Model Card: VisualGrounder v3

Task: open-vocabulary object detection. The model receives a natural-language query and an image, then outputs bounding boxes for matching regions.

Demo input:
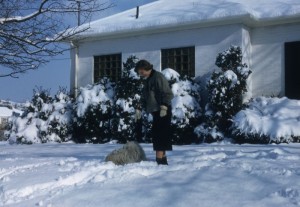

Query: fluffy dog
[105,141,147,165]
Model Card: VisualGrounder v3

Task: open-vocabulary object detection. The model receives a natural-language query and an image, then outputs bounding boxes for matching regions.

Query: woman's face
[138,68,151,78]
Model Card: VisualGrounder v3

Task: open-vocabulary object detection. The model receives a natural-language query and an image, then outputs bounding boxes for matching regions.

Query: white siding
[251,23,300,97]
[72,24,244,90]
[194,24,243,77]
[72,22,300,99]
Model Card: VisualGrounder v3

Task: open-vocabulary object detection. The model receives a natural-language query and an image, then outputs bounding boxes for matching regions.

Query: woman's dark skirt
[152,107,173,151]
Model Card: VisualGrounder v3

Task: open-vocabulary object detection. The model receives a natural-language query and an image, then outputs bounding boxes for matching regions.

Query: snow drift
[232,97,300,143]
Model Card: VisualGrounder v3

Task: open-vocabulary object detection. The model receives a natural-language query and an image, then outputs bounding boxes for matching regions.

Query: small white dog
[105,141,147,165]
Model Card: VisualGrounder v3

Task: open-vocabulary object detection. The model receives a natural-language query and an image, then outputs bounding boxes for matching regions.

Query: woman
[135,60,174,165]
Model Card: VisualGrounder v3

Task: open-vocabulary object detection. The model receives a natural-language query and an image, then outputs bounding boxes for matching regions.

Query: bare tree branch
[0,0,49,23]
[0,0,113,78]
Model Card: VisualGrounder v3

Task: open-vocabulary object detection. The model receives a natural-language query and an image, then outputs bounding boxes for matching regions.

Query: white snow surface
[232,97,300,141]
[0,142,299,207]
[75,0,300,38]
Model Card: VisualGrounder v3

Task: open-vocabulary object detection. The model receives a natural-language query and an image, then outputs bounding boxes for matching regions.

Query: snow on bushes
[40,90,73,143]
[161,68,180,84]
[6,88,73,144]
[162,68,201,144]
[72,78,115,144]
[71,66,201,145]
[194,105,225,143]
[231,97,300,144]
[195,46,252,142]
[112,56,144,143]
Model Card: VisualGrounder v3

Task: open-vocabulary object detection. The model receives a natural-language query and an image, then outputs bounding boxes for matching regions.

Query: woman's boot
[156,156,168,165]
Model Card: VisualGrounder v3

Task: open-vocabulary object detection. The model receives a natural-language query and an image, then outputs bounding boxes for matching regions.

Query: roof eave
[66,14,300,43]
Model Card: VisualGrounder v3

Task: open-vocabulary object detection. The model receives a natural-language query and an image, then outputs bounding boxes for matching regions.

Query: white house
[0,106,13,140]
[0,107,11,125]
[0,103,22,125]
[0,104,23,140]
[67,0,300,100]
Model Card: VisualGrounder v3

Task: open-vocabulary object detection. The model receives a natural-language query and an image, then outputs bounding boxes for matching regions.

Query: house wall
[251,22,300,97]
[70,45,77,95]
[72,24,244,91]
[71,21,300,99]
[0,117,8,125]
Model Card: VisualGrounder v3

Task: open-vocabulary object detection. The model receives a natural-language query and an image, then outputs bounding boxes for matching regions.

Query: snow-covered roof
[0,107,22,118]
[73,0,300,40]
[0,107,13,117]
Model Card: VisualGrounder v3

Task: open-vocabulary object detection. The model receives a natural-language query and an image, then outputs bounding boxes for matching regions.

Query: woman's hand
[160,105,168,117]
[135,109,142,122]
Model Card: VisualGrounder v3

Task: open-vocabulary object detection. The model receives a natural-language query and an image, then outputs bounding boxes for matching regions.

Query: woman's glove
[135,109,142,122]
[160,105,168,117]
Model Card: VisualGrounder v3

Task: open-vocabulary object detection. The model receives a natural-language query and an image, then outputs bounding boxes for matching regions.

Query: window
[94,53,122,83]
[161,46,195,77]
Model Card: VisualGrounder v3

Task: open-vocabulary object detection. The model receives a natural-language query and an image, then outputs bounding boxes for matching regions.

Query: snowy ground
[0,142,299,207]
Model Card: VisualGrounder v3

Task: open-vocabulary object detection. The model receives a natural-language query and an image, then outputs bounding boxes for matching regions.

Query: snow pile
[232,97,300,143]
[6,89,73,144]
[162,68,201,144]
[0,142,299,207]
[75,0,300,38]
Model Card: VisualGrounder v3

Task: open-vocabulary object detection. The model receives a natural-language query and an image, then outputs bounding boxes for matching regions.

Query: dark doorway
[285,41,300,99]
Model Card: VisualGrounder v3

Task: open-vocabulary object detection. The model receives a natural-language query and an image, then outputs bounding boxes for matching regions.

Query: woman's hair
[135,60,153,71]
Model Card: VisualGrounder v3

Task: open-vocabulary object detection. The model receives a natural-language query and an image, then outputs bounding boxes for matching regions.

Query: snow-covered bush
[194,106,224,143]
[39,89,73,143]
[195,46,252,142]
[161,68,180,85]
[72,78,115,144]
[6,88,73,144]
[112,56,145,143]
[162,68,202,144]
[231,97,300,144]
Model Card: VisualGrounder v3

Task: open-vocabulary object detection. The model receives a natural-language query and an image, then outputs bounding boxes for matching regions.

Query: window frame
[161,46,195,77]
[94,53,122,83]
